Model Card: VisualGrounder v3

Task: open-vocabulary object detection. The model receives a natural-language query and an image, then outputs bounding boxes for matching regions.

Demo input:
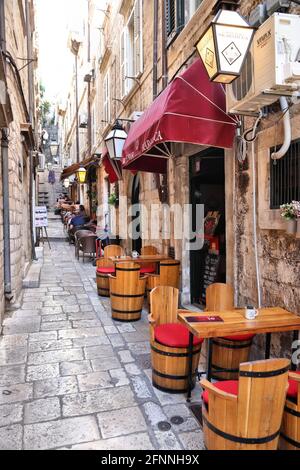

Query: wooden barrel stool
[206,283,255,380]
[147,259,180,307]
[95,245,124,297]
[149,286,203,393]
[280,371,300,450]
[109,262,147,322]
[211,334,255,380]
[201,358,290,450]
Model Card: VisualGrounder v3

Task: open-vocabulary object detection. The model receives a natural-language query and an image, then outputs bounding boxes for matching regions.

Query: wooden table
[109,255,171,265]
[178,307,300,401]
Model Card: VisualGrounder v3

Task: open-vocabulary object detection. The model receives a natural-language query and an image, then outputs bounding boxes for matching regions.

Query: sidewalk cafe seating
[280,370,300,450]
[149,286,203,393]
[206,283,255,380]
[96,245,124,297]
[77,234,97,263]
[201,358,290,450]
[140,245,158,274]
[109,262,147,322]
[75,230,94,259]
[147,259,180,307]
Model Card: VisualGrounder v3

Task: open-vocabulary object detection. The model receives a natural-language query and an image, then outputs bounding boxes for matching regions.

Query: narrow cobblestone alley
[0,216,204,451]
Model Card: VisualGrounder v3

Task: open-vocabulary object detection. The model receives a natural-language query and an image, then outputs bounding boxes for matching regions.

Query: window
[270,139,300,209]
[166,0,202,45]
[120,0,143,98]
[103,70,111,125]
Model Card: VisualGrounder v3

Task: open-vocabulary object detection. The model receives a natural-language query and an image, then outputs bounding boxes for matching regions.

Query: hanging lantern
[196,6,255,84]
[77,167,87,184]
[105,121,128,160]
[63,178,70,189]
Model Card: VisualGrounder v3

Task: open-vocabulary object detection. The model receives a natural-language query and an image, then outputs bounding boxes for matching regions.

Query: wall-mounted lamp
[105,121,128,160]
[63,178,70,189]
[195,1,255,84]
[77,167,87,184]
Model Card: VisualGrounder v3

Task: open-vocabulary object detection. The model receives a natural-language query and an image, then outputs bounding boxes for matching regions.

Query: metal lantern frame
[105,121,128,160]
[196,9,255,84]
[77,167,87,184]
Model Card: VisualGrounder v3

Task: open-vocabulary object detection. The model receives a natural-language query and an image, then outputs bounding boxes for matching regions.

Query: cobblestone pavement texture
[0,216,205,450]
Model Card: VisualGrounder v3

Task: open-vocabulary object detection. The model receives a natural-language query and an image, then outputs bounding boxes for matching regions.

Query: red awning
[122,58,237,174]
[102,150,122,184]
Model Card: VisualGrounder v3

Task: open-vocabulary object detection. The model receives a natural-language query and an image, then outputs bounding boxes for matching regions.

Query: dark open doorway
[190,149,226,306]
[131,174,142,253]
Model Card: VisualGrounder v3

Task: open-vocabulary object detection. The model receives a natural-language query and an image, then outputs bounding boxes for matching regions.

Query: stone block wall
[0,0,36,320]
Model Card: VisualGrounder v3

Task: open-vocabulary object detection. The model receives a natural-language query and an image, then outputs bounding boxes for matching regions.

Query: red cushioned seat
[140,266,156,274]
[154,323,203,348]
[287,371,300,399]
[222,334,255,342]
[96,267,115,275]
[202,380,239,405]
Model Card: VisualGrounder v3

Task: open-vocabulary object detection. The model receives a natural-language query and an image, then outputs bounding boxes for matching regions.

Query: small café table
[109,255,171,265]
[178,307,300,401]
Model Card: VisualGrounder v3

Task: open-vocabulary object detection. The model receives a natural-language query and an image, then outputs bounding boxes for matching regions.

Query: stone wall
[0,0,36,323]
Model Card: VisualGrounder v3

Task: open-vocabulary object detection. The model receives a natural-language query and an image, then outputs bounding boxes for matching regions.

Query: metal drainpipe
[153,0,158,100]
[161,0,168,91]
[0,0,13,299]
[1,129,13,298]
[25,0,37,261]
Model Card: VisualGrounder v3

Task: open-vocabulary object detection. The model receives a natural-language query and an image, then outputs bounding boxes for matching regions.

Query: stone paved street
[0,218,205,450]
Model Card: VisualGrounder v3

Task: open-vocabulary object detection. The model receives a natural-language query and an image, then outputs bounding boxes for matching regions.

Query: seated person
[70,205,88,228]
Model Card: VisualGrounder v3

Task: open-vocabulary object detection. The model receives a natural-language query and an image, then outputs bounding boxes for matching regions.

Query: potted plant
[108,192,119,208]
[280,203,297,234]
[292,201,300,238]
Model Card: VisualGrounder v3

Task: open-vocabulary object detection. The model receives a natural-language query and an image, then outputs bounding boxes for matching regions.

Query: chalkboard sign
[200,253,221,304]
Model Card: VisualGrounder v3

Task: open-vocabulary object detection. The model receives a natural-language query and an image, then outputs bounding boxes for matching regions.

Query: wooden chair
[147,259,180,305]
[280,370,300,450]
[140,245,158,274]
[206,283,255,380]
[96,245,124,297]
[149,286,203,393]
[75,230,93,259]
[201,358,290,450]
[109,262,147,322]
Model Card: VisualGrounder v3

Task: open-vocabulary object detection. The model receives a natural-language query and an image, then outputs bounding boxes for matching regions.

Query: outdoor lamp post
[105,121,128,160]
[77,167,87,184]
[63,178,70,189]
[195,1,255,84]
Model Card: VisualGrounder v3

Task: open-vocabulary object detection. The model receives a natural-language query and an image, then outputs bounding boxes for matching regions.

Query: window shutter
[120,30,126,98]
[134,0,143,77]
[166,0,176,36]
[176,0,185,33]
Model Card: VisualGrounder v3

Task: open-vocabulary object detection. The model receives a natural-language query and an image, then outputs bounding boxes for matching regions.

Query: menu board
[35,206,48,228]
[200,253,220,304]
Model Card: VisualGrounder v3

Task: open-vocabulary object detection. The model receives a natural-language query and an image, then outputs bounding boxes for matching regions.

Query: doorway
[131,174,142,253]
[190,149,226,306]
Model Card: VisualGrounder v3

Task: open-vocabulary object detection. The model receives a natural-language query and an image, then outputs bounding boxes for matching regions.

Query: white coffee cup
[132,251,139,259]
[245,306,258,320]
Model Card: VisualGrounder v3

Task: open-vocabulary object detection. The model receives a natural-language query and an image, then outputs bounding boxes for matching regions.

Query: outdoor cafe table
[178,307,300,401]
[108,255,171,265]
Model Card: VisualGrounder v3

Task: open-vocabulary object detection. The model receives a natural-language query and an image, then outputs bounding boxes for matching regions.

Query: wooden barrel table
[109,263,146,322]
[211,336,254,380]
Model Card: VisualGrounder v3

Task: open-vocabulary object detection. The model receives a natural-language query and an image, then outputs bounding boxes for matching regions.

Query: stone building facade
[61,0,300,359]
[0,0,38,323]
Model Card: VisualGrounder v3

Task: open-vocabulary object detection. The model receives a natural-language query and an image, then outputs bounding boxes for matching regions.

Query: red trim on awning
[122,59,237,174]
[102,150,122,184]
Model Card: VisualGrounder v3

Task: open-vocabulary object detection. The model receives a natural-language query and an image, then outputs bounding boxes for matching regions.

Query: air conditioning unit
[226,13,300,116]
[79,113,88,128]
